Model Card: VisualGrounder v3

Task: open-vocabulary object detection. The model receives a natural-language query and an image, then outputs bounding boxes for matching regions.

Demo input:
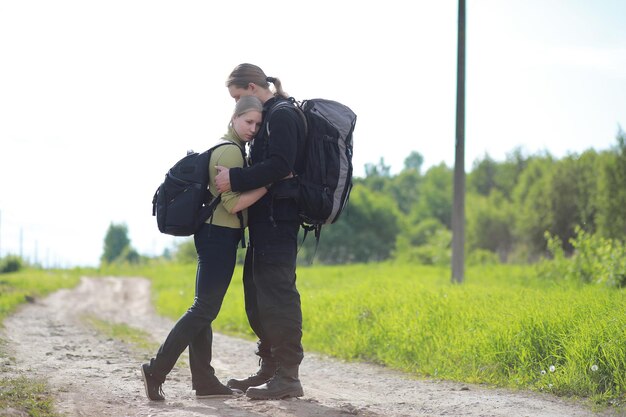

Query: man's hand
[215,166,231,193]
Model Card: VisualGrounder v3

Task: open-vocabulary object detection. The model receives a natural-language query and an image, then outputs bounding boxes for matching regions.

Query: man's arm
[227,109,299,193]
[215,166,233,193]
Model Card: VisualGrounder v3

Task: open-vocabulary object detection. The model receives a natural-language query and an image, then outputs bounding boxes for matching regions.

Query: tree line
[101,129,625,266]
[299,129,626,265]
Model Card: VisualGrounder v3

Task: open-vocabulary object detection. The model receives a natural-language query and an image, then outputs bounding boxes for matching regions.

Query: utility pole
[452,0,466,284]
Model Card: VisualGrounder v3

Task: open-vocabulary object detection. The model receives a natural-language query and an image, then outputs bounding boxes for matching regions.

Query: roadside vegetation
[0,375,58,417]
[99,258,626,409]
[2,132,626,413]
[82,315,157,354]
[0,268,83,417]
[0,269,82,323]
[2,242,625,413]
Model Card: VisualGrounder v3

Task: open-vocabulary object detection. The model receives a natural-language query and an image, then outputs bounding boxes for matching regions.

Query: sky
[1,0,625,267]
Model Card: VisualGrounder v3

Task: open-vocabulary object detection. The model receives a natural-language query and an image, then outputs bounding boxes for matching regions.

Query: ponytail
[266,76,289,99]
[226,63,289,99]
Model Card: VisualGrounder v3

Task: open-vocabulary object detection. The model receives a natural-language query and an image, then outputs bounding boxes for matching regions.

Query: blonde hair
[228,95,263,133]
[226,63,289,99]
[233,95,263,118]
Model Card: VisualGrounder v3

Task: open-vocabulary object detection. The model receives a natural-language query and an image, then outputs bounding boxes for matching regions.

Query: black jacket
[229,97,305,224]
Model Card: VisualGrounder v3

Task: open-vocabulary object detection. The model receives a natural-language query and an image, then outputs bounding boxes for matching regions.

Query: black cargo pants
[243,220,303,367]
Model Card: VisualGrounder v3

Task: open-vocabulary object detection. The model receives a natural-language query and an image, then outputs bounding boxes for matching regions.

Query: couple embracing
[141,63,306,401]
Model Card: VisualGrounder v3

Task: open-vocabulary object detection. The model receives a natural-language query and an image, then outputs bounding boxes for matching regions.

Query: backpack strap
[299,223,322,264]
[237,211,246,249]
[262,99,297,228]
[264,99,317,254]
[265,98,307,138]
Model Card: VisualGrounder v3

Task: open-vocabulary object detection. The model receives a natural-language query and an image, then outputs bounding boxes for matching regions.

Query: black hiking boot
[227,359,279,392]
[196,376,243,398]
[245,366,304,400]
[141,363,165,401]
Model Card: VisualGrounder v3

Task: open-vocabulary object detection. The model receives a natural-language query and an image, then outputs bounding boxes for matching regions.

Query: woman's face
[232,110,262,141]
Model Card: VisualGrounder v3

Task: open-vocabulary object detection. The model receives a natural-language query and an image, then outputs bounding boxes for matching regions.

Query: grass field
[100,261,626,407]
[2,262,625,410]
[0,269,82,323]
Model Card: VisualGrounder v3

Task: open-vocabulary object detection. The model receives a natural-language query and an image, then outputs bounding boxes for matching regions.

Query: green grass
[101,261,626,408]
[0,376,58,417]
[82,315,157,353]
[0,269,83,323]
[3,263,625,410]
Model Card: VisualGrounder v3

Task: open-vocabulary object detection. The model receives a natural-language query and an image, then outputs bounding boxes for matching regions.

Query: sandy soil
[1,276,620,417]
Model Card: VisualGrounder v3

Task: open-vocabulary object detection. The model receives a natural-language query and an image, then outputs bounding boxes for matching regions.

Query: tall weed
[538,227,626,288]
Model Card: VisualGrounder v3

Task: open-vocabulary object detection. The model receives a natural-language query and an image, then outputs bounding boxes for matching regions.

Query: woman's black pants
[149,224,240,389]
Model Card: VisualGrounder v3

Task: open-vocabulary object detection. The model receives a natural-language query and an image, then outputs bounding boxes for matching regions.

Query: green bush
[0,256,23,274]
[174,239,197,264]
[537,227,626,288]
[395,219,451,266]
[467,249,500,266]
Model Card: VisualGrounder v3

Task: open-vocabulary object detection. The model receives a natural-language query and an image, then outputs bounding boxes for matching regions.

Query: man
[215,63,305,399]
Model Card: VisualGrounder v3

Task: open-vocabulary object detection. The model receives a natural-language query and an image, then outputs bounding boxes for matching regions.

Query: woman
[141,95,266,401]
[215,63,306,399]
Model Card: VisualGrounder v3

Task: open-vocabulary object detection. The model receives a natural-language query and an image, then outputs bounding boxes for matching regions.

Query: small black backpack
[267,98,357,242]
[152,142,241,237]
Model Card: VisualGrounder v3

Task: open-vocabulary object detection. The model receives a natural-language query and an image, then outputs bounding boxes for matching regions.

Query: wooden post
[452,0,466,284]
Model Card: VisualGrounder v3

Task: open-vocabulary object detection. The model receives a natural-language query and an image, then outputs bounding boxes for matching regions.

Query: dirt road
[1,276,618,417]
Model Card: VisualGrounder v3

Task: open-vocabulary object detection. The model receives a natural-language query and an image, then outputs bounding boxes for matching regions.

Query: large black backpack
[267,98,357,242]
[152,142,241,237]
